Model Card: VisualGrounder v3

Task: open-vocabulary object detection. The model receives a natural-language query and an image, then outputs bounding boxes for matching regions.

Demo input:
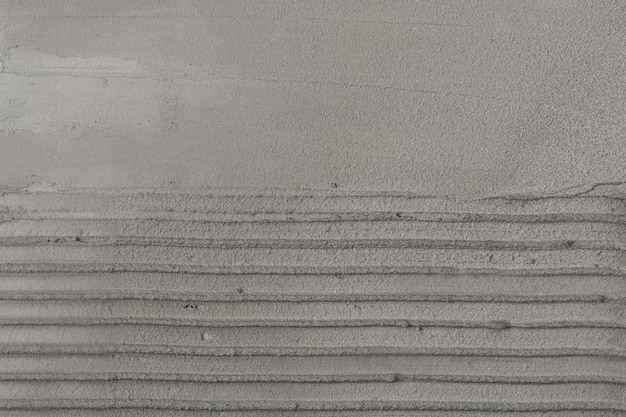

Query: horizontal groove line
[3,212,625,224]
[2,318,623,329]
[0,292,611,303]
[3,188,623,198]
[0,399,622,412]
[1,263,623,276]
[4,372,626,384]
[1,345,623,358]
[1,237,622,251]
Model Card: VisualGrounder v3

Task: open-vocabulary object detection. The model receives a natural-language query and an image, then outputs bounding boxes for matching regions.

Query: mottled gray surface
[2,1,626,196]
[1,1,625,415]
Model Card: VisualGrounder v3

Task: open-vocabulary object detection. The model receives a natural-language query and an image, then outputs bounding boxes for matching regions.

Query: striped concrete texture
[0,189,624,415]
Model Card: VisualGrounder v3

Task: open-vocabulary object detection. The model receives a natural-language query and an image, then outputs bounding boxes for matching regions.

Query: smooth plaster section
[1,1,626,197]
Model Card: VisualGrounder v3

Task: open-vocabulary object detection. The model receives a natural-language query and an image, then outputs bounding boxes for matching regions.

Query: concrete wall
[2,1,625,197]
[1,2,625,415]
[0,189,624,414]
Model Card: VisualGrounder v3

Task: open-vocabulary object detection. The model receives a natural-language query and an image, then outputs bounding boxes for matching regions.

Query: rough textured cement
[1,1,626,196]
[0,189,624,414]
[1,1,625,415]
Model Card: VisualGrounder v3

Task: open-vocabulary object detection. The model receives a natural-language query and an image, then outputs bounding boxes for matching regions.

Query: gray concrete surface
[2,1,626,197]
[1,1,625,415]
[0,189,624,414]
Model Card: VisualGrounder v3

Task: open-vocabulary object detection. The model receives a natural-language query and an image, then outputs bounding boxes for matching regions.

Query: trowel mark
[1,47,145,77]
